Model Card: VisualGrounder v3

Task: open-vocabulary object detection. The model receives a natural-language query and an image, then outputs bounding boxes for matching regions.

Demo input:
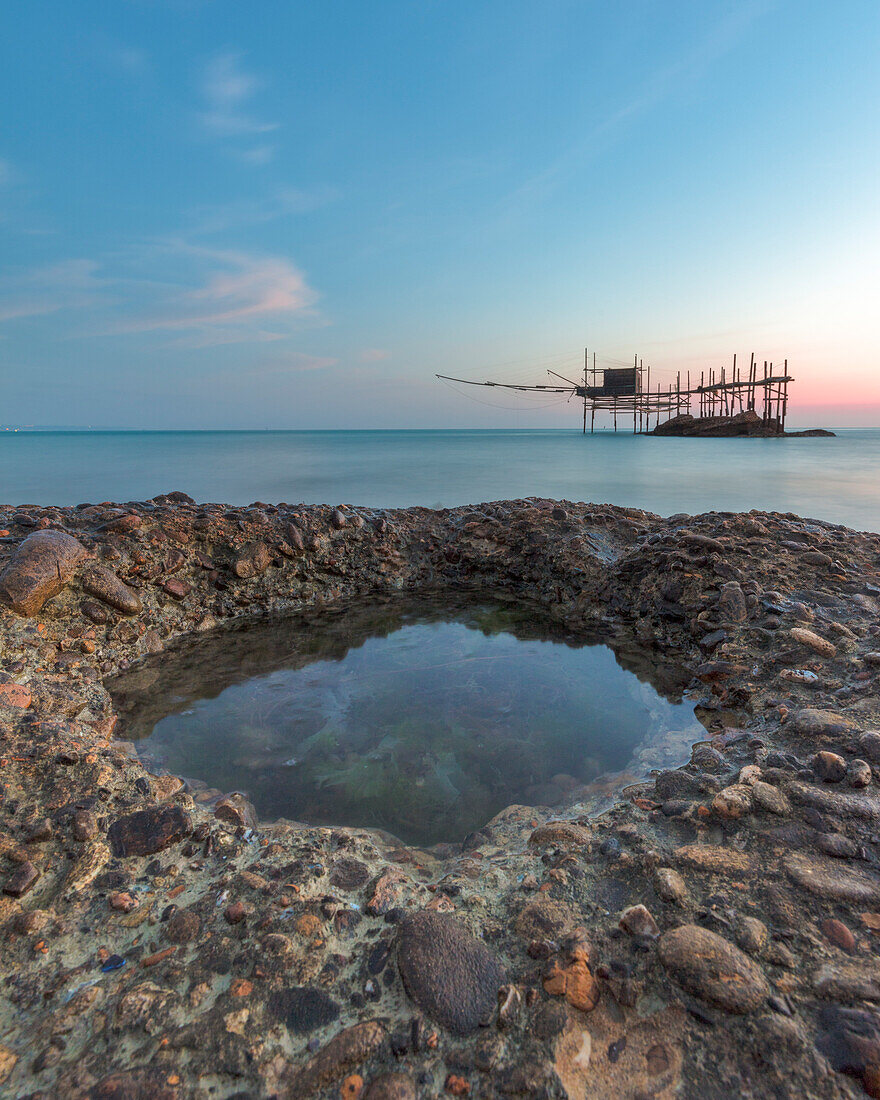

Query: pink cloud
[107,249,317,345]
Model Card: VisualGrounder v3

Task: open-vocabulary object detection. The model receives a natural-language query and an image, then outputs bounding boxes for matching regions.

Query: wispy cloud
[504,1,774,215]
[187,187,336,235]
[0,259,107,322]
[360,348,390,362]
[105,246,318,346]
[197,52,278,161]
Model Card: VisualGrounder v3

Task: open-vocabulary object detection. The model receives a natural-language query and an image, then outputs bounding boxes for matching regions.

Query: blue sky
[1,0,879,427]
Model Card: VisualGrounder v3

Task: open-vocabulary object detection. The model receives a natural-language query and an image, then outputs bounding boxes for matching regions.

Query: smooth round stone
[397,911,505,1034]
[659,925,769,1013]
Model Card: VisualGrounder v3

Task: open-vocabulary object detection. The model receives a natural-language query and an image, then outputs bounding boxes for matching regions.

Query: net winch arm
[435,373,575,393]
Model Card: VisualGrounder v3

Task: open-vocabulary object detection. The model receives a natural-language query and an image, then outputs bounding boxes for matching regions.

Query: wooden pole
[582,348,587,434]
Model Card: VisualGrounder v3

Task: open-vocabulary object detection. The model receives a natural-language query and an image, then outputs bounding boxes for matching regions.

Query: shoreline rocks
[0,493,878,1096]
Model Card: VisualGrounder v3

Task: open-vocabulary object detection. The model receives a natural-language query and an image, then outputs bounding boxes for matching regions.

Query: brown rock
[108,805,192,858]
[0,682,31,709]
[233,541,272,579]
[673,844,752,876]
[619,904,660,938]
[3,860,39,898]
[397,911,506,1034]
[716,582,747,622]
[161,578,190,600]
[528,822,590,848]
[364,1072,418,1100]
[850,759,873,789]
[659,925,769,1013]
[816,1005,880,1098]
[365,868,409,915]
[82,566,142,614]
[0,529,89,616]
[283,1020,387,1097]
[653,867,688,905]
[790,709,858,739]
[214,793,258,830]
[813,751,847,783]
[165,908,201,943]
[73,809,98,841]
[821,918,857,953]
[784,852,880,904]
[329,857,370,890]
[225,900,247,924]
[711,784,753,819]
[790,627,837,658]
[543,947,601,1013]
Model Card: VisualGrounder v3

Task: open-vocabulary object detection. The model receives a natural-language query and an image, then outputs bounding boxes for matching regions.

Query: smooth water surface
[110,601,702,846]
[3,428,879,531]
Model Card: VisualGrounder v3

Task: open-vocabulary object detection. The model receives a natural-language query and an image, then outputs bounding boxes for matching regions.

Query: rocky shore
[0,493,879,1098]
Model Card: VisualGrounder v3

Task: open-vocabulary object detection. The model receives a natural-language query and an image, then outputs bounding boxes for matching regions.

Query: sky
[1,0,879,429]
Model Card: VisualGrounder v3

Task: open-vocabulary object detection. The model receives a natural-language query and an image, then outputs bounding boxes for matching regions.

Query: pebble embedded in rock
[397,911,505,1034]
[329,857,371,890]
[653,867,688,905]
[790,627,837,658]
[659,925,769,1013]
[849,759,872,789]
[619,904,660,938]
[0,529,89,616]
[81,566,142,615]
[816,1005,880,1098]
[233,540,272,579]
[283,1020,387,1097]
[107,804,192,858]
[363,1072,418,1100]
[225,900,247,924]
[528,822,590,848]
[268,986,341,1034]
[859,732,880,763]
[213,793,258,830]
[813,751,847,783]
[3,860,40,898]
[820,918,857,953]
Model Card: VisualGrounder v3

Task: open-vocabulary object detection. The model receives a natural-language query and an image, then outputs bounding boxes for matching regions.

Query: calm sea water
[2,428,879,532]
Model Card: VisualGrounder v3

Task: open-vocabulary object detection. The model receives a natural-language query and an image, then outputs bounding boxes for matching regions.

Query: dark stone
[90,1068,178,1099]
[4,860,40,897]
[815,1005,880,1095]
[329,857,370,890]
[716,582,747,622]
[0,530,89,616]
[397,911,506,1034]
[268,986,341,1034]
[107,805,192,857]
[165,908,201,943]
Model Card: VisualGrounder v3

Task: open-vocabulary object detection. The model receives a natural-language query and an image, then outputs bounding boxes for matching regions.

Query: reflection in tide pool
[110,600,703,847]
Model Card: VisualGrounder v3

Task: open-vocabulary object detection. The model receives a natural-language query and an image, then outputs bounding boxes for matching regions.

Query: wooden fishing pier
[437,350,794,434]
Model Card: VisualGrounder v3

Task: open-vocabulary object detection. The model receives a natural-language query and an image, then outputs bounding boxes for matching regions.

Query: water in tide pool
[3,428,880,531]
[109,600,703,847]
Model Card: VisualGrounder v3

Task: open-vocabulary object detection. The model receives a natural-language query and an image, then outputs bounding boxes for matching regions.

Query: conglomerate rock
[0,494,878,1097]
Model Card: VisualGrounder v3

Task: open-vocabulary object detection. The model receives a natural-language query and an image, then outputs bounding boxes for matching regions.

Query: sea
[2,428,880,533]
